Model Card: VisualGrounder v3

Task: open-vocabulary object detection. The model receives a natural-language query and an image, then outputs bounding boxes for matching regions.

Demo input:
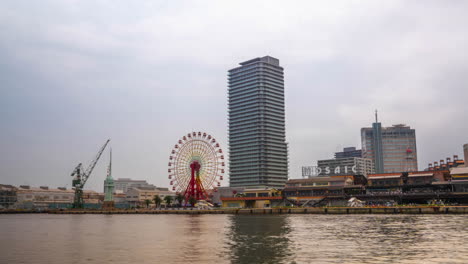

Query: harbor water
[0,214,467,264]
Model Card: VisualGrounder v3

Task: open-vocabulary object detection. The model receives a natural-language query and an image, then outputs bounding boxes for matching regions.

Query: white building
[126,186,176,207]
[15,186,103,209]
[113,178,155,193]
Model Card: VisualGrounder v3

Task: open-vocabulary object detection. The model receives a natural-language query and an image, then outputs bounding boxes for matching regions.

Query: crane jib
[71,139,110,208]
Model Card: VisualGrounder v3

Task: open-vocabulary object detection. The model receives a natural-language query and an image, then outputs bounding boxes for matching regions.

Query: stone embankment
[1,206,467,214]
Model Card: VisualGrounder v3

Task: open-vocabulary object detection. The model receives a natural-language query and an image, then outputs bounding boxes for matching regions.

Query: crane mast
[71,139,110,208]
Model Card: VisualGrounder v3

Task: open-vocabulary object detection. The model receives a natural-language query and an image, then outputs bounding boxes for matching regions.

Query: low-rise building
[367,173,403,187]
[450,166,468,192]
[211,187,245,206]
[0,184,17,209]
[283,175,366,206]
[15,186,75,209]
[15,186,104,209]
[221,188,282,208]
[113,178,155,193]
[126,186,175,207]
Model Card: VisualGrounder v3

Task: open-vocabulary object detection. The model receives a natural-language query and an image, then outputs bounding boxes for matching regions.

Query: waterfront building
[283,170,465,206]
[449,143,468,192]
[451,167,468,192]
[283,175,366,206]
[0,184,17,209]
[228,56,288,188]
[465,144,468,165]
[426,155,465,171]
[113,178,154,193]
[126,186,175,207]
[366,173,403,189]
[220,188,283,208]
[211,186,245,206]
[15,186,74,209]
[13,186,104,209]
[334,147,362,158]
[366,171,451,193]
[361,114,418,173]
[317,157,374,176]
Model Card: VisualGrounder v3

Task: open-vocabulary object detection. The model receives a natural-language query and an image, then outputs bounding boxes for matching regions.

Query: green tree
[175,193,184,206]
[144,199,151,208]
[164,195,173,207]
[188,197,197,207]
[153,195,162,208]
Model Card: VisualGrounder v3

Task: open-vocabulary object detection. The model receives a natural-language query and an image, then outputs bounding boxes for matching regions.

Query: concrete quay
[2,206,468,214]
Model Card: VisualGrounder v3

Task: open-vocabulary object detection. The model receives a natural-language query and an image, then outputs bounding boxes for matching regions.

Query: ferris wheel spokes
[168,132,225,204]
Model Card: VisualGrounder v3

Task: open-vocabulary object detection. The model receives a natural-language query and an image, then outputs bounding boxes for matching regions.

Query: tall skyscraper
[361,113,418,173]
[228,56,288,188]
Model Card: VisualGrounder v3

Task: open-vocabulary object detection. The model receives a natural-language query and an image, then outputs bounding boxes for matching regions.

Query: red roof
[221,197,283,201]
[368,173,401,177]
[409,171,434,175]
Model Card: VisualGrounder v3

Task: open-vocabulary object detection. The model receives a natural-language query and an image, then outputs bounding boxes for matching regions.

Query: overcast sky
[1,1,467,192]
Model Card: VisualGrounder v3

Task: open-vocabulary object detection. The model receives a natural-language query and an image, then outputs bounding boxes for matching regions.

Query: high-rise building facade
[362,120,418,173]
[228,56,288,188]
[334,147,362,159]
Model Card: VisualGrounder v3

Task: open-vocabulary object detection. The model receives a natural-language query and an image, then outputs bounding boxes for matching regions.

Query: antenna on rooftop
[375,109,378,123]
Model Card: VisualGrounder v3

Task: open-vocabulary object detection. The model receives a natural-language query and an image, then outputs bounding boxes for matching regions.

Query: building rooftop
[451,166,468,175]
[368,173,402,177]
[0,184,16,191]
[238,56,280,66]
[287,177,347,184]
[17,186,75,193]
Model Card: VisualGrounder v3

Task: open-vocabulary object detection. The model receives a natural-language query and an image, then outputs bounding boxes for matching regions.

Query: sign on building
[302,165,357,178]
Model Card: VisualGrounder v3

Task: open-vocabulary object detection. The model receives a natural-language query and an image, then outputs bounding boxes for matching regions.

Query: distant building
[366,170,450,194]
[220,188,283,208]
[211,186,245,206]
[464,143,468,166]
[228,56,288,189]
[317,157,375,176]
[15,186,74,209]
[283,175,366,206]
[14,186,103,209]
[361,113,418,173]
[449,143,468,192]
[334,147,362,158]
[0,184,17,209]
[426,155,465,171]
[126,186,175,207]
[113,178,154,193]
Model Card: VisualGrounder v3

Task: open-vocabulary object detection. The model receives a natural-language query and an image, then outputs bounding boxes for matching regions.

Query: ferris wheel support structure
[168,132,225,205]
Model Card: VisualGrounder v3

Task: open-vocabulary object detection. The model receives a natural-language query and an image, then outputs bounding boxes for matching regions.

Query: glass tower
[362,120,418,173]
[228,56,288,188]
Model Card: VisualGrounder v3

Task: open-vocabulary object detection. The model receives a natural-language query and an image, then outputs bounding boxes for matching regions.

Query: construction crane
[70,139,110,208]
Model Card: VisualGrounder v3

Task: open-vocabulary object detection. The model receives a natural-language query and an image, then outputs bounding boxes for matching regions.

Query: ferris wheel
[168,132,225,202]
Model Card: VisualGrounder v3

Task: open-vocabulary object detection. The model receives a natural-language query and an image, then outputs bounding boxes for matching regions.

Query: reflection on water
[0,214,467,264]
[224,215,293,263]
[287,215,468,264]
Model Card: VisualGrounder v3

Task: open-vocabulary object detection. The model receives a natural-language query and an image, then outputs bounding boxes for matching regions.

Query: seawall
[2,206,468,215]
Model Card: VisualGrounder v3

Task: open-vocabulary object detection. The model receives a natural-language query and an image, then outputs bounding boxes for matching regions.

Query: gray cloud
[1,1,467,191]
